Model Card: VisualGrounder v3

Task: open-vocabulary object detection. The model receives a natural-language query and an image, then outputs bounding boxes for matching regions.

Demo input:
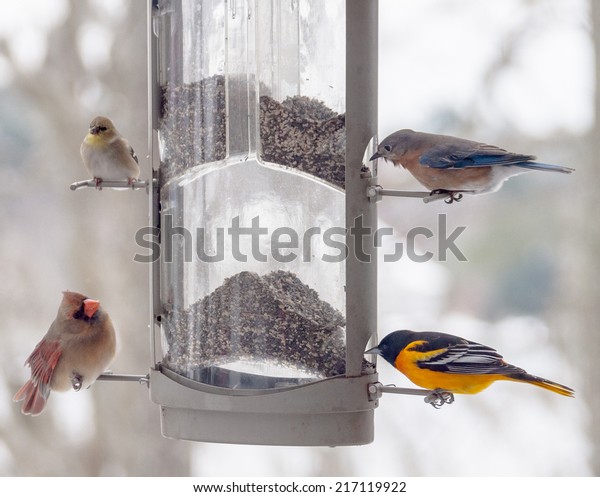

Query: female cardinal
[14,291,116,416]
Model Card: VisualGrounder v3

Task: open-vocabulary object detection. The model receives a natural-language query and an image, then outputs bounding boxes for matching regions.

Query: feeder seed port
[368,382,455,409]
[70,179,151,192]
[366,185,455,204]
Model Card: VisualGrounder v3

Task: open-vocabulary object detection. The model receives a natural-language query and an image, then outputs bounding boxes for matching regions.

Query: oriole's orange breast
[394,342,502,395]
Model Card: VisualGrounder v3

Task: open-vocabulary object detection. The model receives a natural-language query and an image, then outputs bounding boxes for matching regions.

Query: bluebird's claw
[424,389,455,409]
[71,373,83,392]
[431,189,463,204]
[445,192,463,204]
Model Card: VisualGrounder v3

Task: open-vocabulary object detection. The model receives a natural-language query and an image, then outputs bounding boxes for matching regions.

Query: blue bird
[370,129,574,202]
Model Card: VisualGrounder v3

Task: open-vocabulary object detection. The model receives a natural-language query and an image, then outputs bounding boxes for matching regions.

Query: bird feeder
[148,0,378,445]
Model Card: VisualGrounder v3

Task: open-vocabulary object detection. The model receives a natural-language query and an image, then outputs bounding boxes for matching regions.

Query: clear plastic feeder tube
[154,0,348,389]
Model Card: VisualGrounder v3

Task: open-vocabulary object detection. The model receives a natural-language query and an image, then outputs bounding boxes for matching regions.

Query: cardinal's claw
[71,373,83,391]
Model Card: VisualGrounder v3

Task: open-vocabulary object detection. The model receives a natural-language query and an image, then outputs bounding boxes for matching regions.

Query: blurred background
[0,0,596,476]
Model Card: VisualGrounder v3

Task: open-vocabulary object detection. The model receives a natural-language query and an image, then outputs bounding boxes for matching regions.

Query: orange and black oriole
[366,330,574,397]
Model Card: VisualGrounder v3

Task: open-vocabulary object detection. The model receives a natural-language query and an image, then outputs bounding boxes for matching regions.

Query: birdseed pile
[159,76,227,185]
[258,95,346,189]
[162,270,347,380]
[158,76,346,188]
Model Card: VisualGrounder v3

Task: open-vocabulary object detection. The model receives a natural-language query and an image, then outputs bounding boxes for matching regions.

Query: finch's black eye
[98,126,108,132]
[73,307,84,320]
[383,145,392,152]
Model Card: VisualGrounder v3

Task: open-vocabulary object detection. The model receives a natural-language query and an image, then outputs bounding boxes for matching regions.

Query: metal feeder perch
[146,0,380,446]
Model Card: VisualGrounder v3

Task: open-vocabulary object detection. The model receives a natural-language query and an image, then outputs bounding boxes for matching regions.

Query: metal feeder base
[150,368,377,446]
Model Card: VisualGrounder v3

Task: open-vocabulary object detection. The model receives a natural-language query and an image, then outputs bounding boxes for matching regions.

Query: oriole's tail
[508,372,575,397]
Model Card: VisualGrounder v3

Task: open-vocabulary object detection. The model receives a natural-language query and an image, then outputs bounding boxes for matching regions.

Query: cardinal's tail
[13,379,50,415]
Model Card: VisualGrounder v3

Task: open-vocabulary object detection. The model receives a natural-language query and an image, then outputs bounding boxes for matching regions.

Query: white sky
[378,0,593,138]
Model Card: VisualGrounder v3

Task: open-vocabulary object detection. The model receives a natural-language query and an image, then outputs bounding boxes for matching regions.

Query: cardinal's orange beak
[83,299,100,319]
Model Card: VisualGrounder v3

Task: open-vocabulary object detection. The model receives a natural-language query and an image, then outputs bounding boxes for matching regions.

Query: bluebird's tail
[517,161,574,174]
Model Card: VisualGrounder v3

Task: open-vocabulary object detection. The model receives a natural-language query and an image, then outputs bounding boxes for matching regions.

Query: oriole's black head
[365,330,417,365]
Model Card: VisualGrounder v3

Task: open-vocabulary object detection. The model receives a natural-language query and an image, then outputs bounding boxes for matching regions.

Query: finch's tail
[13,379,50,415]
[508,372,575,397]
[516,161,575,174]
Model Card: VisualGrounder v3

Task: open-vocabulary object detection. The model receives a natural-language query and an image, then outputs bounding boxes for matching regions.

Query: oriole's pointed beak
[365,346,381,355]
[369,152,381,161]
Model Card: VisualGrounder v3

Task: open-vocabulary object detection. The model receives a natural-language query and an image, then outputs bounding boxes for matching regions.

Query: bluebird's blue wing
[420,140,574,173]
[419,141,535,169]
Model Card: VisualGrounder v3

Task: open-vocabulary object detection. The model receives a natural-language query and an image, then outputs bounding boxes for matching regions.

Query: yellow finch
[80,116,140,187]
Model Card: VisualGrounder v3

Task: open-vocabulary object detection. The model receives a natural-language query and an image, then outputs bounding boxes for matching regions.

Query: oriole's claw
[424,389,455,409]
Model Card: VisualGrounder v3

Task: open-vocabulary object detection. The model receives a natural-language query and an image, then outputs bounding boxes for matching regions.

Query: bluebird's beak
[369,152,381,161]
[365,346,381,355]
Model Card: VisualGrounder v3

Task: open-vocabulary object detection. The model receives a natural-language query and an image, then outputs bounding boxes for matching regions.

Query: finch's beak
[83,299,100,319]
[365,346,381,355]
[90,127,99,135]
[369,152,382,161]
